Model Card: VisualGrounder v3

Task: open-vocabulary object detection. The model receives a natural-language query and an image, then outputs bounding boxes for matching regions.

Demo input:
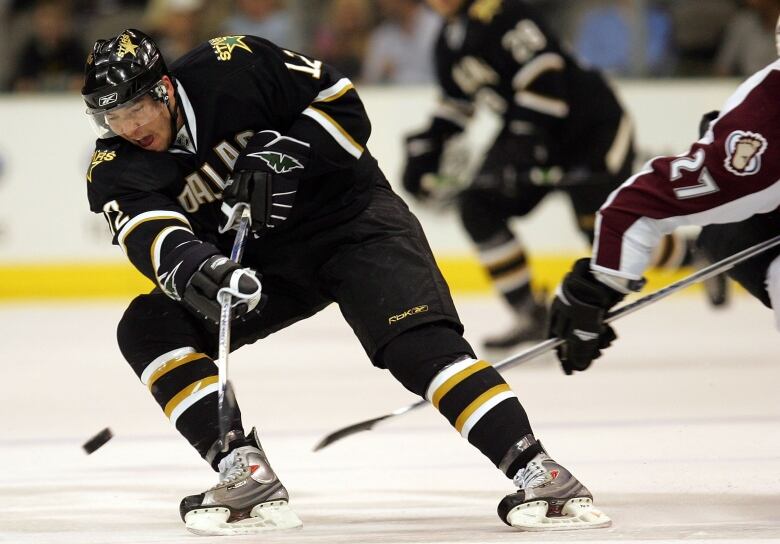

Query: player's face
[106,94,172,152]
[425,0,464,16]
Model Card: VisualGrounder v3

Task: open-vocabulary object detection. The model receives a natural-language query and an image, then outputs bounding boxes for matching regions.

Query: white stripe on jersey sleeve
[515,91,569,118]
[117,210,192,254]
[718,59,780,120]
[151,225,192,280]
[593,179,780,280]
[302,107,364,158]
[313,78,354,103]
[512,52,565,90]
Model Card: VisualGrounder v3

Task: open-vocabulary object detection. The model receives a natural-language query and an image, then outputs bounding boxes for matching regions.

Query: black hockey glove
[402,128,445,200]
[547,258,625,375]
[182,255,264,324]
[221,130,310,232]
[402,118,464,200]
[698,110,719,138]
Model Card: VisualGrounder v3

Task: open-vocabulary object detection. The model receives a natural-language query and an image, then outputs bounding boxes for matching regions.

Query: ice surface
[1,294,778,543]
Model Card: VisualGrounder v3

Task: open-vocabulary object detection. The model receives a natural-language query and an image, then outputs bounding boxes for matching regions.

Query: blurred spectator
[312,0,373,80]
[9,0,86,92]
[0,0,12,88]
[145,0,204,61]
[361,0,440,84]
[669,0,736,76]
[714,0,780,76]
[573,0,674,77]
[222,0,303,52]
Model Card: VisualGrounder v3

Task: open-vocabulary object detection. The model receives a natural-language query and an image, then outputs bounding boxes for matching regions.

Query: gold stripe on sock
[454,383,512,433]
[147,352,206,391]
[431,360,490,409]
[163,376,219,418]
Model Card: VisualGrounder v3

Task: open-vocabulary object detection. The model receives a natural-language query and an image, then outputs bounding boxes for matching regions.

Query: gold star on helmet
[222,36,253,54]
[118,33,139,58]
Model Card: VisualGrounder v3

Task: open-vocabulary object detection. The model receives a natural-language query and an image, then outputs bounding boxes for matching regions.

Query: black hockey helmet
[82,29,176,139]
[82,29,168,112]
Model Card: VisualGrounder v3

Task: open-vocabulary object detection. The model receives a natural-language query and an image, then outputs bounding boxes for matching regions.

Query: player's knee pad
[458,190,508,243]
[379,323,475,397]
[117,293,208,379]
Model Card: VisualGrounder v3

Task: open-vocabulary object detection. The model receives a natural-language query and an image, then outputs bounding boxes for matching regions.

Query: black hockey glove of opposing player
[182,255,264,324]
[221,130,310,232]
[547,258,625,375]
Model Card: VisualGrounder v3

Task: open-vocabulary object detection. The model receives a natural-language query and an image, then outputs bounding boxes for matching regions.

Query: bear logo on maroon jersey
[724,130,767,176]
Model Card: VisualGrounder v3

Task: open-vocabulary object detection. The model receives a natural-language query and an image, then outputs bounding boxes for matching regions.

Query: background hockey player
[402,0,638,350]
[82,29,611,535]
[548,56,780,377]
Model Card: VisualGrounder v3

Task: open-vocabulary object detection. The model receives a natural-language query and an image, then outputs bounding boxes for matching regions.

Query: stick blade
[313,414,392,452]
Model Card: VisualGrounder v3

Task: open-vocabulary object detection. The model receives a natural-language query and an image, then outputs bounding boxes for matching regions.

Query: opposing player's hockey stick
[217,205,252,452]
[313,233,780,452]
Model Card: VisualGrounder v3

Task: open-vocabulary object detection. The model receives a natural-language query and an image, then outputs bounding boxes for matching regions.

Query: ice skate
[180,428,302,536]
[483,300,548,351]
[498,442,611,531]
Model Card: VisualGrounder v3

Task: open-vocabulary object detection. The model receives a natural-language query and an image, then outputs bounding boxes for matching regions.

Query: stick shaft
[491,232,780,373]
[218,206,252,451]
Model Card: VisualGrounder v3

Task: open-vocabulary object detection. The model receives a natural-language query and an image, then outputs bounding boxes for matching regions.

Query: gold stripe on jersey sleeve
[305,106,365,157]
[147,352,205,391]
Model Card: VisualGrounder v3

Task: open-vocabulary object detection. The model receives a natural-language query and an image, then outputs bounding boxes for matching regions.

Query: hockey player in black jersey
[403,0,641,350]
[82,29,611,535]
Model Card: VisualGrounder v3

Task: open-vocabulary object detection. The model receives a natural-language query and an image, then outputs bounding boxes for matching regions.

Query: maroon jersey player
[548,59,780,374]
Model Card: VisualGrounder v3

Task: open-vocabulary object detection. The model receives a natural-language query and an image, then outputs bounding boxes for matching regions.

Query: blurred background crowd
[1,0,778,93]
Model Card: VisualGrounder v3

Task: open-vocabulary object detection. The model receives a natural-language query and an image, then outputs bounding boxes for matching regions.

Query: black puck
[83,427,113,454]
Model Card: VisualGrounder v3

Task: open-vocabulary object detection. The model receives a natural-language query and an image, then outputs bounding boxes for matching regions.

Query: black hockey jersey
[86,35,385,292]
[431,0,625,167]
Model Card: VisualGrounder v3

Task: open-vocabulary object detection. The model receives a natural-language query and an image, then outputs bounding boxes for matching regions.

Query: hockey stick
[313,233,780,452]
[217,205,252,452]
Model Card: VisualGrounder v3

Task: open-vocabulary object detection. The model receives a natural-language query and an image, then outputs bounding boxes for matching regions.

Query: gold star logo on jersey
[117,33,138,58]
[469,0,503,23]
[209,36,253,61]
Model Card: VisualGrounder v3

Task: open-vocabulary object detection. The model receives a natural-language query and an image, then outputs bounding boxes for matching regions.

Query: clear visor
[86,88,168,139]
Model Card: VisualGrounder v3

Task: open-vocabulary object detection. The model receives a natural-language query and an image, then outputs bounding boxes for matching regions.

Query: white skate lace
[211,449,249,490]
[513,458,550,489]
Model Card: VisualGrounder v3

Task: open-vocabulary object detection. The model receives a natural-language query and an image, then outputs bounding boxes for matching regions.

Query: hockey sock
[139,347,243,467]
[476,232,533,311]
[425,357,537,476]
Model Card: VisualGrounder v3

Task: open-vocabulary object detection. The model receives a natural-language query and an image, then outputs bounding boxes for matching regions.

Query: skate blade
[184,500,303,536]
[507,497,611,531]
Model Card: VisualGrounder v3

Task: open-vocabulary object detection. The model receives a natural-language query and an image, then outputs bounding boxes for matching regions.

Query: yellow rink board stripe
[0,255,705,300]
